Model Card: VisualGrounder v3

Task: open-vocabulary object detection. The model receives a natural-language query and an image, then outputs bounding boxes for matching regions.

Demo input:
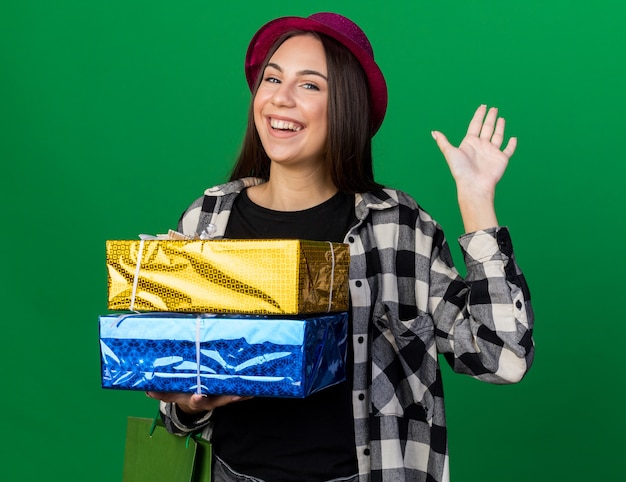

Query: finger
[490,117,505,149]
[466,104,487,137]
[431,130,453,155]
[479,107,498,139]
[502,136,517,159]
[154,392,188,405]
[189,393,209,410]
[146,391,168,401]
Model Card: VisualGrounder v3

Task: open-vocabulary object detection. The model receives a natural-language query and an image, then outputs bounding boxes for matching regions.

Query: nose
[270,81,296,108]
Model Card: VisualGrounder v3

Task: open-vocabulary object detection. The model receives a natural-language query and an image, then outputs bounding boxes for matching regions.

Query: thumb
[188,393,208,410]
[431,130,453,155]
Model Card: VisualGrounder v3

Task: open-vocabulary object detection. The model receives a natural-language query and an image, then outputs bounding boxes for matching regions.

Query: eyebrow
[266,62,328,81]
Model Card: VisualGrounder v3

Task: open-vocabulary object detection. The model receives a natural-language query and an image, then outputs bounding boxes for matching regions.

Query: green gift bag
[123,416,212,482]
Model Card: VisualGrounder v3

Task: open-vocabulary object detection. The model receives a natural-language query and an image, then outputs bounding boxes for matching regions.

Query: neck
[247,166,337,211]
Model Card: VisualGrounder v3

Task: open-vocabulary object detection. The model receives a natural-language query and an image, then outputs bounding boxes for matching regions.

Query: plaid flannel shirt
[161,178,534,482]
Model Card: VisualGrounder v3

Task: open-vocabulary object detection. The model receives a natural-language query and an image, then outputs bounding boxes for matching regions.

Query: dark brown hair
[229,31,382,193]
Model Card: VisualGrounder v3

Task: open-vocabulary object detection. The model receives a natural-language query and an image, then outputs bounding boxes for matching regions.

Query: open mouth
[270,118,303,132]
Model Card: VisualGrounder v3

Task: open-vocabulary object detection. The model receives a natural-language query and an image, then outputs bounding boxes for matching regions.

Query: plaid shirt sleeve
[431,226,534,383]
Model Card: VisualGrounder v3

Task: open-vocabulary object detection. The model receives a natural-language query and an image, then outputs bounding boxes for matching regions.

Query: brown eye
[302,82,320,91]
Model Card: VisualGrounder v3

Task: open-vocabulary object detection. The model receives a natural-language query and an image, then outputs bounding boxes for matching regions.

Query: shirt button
[358,393,365,401]
[357,336,364,344]
[363,448,370,456]
[355,280,362,287]
[497,230,511,252]
[516,300,523,309]
[348,236,355,243]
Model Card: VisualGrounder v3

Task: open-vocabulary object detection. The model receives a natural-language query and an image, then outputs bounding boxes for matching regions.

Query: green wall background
[1,1,624,480]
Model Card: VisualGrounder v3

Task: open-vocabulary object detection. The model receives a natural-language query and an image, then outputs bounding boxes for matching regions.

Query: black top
[210,188,358,481]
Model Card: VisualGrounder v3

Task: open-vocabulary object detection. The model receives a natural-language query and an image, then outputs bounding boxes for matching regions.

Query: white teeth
[270,119,302,131]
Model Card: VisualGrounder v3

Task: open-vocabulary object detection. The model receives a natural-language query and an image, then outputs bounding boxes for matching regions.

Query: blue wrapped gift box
[99,312,348,398]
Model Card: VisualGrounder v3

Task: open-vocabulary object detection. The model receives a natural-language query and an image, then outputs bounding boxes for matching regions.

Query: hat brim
[245,16,388,133]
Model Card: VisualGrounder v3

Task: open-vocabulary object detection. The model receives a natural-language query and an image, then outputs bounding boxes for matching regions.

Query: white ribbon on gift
[195,315,202,394]
[326,241,336,313]
[129,239,146,313]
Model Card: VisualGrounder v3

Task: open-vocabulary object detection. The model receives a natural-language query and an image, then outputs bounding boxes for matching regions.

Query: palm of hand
[433,105,517,196]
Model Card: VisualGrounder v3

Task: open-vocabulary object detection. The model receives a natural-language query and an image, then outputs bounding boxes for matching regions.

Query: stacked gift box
[99,236,350,398]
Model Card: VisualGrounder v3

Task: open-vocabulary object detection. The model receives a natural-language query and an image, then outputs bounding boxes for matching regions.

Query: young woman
[147,12,534,482]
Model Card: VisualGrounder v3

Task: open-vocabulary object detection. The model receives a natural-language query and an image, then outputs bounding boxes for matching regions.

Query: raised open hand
[431,105,517,232]
[432,105,516,199]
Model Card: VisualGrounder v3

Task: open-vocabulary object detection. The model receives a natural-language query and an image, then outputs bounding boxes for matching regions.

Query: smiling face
[253,34,329,169]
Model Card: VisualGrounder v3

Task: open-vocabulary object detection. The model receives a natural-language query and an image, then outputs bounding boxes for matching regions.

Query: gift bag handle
[148,408,198,450]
